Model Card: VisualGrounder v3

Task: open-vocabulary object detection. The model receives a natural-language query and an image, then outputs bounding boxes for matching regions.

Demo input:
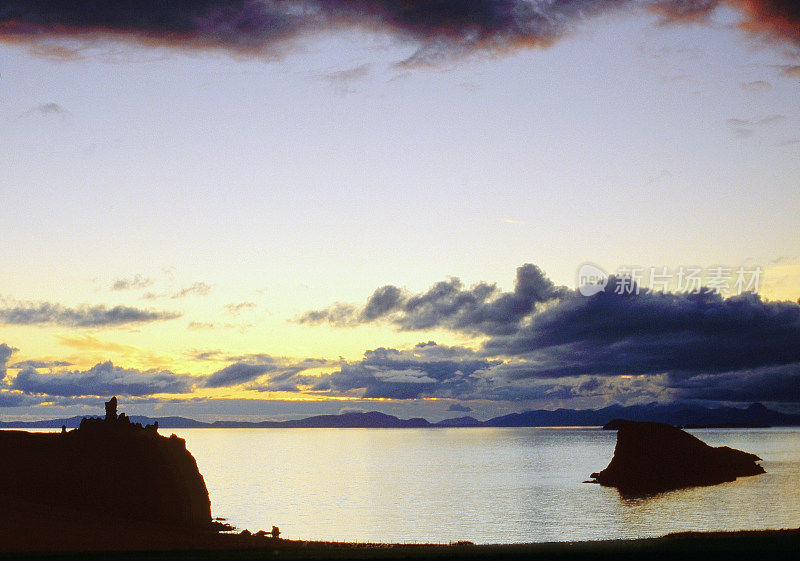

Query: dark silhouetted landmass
[589,420,765,495]
[485,402,800,428]
[2,402,799,430]
[0,397,211,542]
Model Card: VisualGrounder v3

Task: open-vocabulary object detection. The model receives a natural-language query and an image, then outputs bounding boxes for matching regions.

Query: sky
[1,1,799,422]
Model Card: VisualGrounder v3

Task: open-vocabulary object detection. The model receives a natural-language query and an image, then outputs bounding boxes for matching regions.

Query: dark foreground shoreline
[2,528,799,561]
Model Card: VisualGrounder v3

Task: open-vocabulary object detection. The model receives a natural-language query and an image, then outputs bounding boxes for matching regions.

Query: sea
[17,426,800,544]
[171,427,800,544]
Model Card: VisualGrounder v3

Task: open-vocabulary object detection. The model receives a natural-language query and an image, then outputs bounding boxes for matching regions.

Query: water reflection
[167,427,800,544]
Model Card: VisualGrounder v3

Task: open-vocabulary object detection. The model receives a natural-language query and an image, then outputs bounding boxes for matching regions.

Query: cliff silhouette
[590,420,765,495]
[0,397,211,539]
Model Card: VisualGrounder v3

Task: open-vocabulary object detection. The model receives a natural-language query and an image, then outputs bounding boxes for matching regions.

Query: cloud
[111,275,153,291]
[203,355,330,389]
[669,363,800,402]
[9,361,196,397]
[172,282,212,299]
[0,1,636,56]
[780,65,800,78]
[726,114,785,138]
[485,278,800,377]
[21,102,69,117]
[225,302,256,314]
[651,0,720,22]
[298,263,566,335]
[0,301,181,327]
[654,1,800,45]
[732,0,800,45]
[741,79,772,91]
[204,361,279,388]
[324,63,371,92]
[447,403,473,412]
[56,334,138,353]
[0,390,40,407]
[1,343,19,381]
[759,113,785,124]
[8,360,73,369]
[302,265,800,403]
[300,342,501,399]
[1,1,798,63]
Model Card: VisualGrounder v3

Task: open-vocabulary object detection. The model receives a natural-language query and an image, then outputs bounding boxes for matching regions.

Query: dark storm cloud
[309,267,800,380]
[299,263,565,335]
[669,363,800,402]
[486,278,800,378]
[1,1,798,58]
[10,361,195,397]
[301,264,800,403]
[0,343,19,381]
[0,301,181,327]
[0,1,633,52]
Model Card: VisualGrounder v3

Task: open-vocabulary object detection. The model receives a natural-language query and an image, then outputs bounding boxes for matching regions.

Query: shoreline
[1,527,799,559]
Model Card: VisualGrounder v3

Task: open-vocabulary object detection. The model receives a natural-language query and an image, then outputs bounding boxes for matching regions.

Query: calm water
[158,427,800,544]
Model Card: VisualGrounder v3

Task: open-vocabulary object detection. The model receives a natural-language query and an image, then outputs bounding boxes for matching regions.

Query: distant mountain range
[2,402,799,430]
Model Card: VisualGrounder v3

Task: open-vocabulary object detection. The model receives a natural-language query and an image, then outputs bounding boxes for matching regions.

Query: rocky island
[590,420,765,495]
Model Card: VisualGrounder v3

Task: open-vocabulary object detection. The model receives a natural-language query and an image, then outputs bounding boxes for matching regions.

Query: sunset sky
[1,1,799,422]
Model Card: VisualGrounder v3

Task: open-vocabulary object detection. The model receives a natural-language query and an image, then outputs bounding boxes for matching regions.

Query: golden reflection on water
[169,427,800,544]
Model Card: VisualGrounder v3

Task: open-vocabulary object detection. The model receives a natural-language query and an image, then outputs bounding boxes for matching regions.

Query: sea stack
[0,397,211,531]
[590,420,765,495]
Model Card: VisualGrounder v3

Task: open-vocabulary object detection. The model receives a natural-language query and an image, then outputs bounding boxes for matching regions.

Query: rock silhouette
[590,420,765,495]
[0,397,211,532]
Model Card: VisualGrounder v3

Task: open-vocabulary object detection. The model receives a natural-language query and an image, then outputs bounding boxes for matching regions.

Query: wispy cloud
[172,282,212,299]
[0,301,181,327]
[8,359,72,370]
[225,302,256,315]
[324,63,371,92]
[111,275,153,291]
[741,80,772,91]
[20,102,69,118]
[56,334,138,354]
[650,0,720,23]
